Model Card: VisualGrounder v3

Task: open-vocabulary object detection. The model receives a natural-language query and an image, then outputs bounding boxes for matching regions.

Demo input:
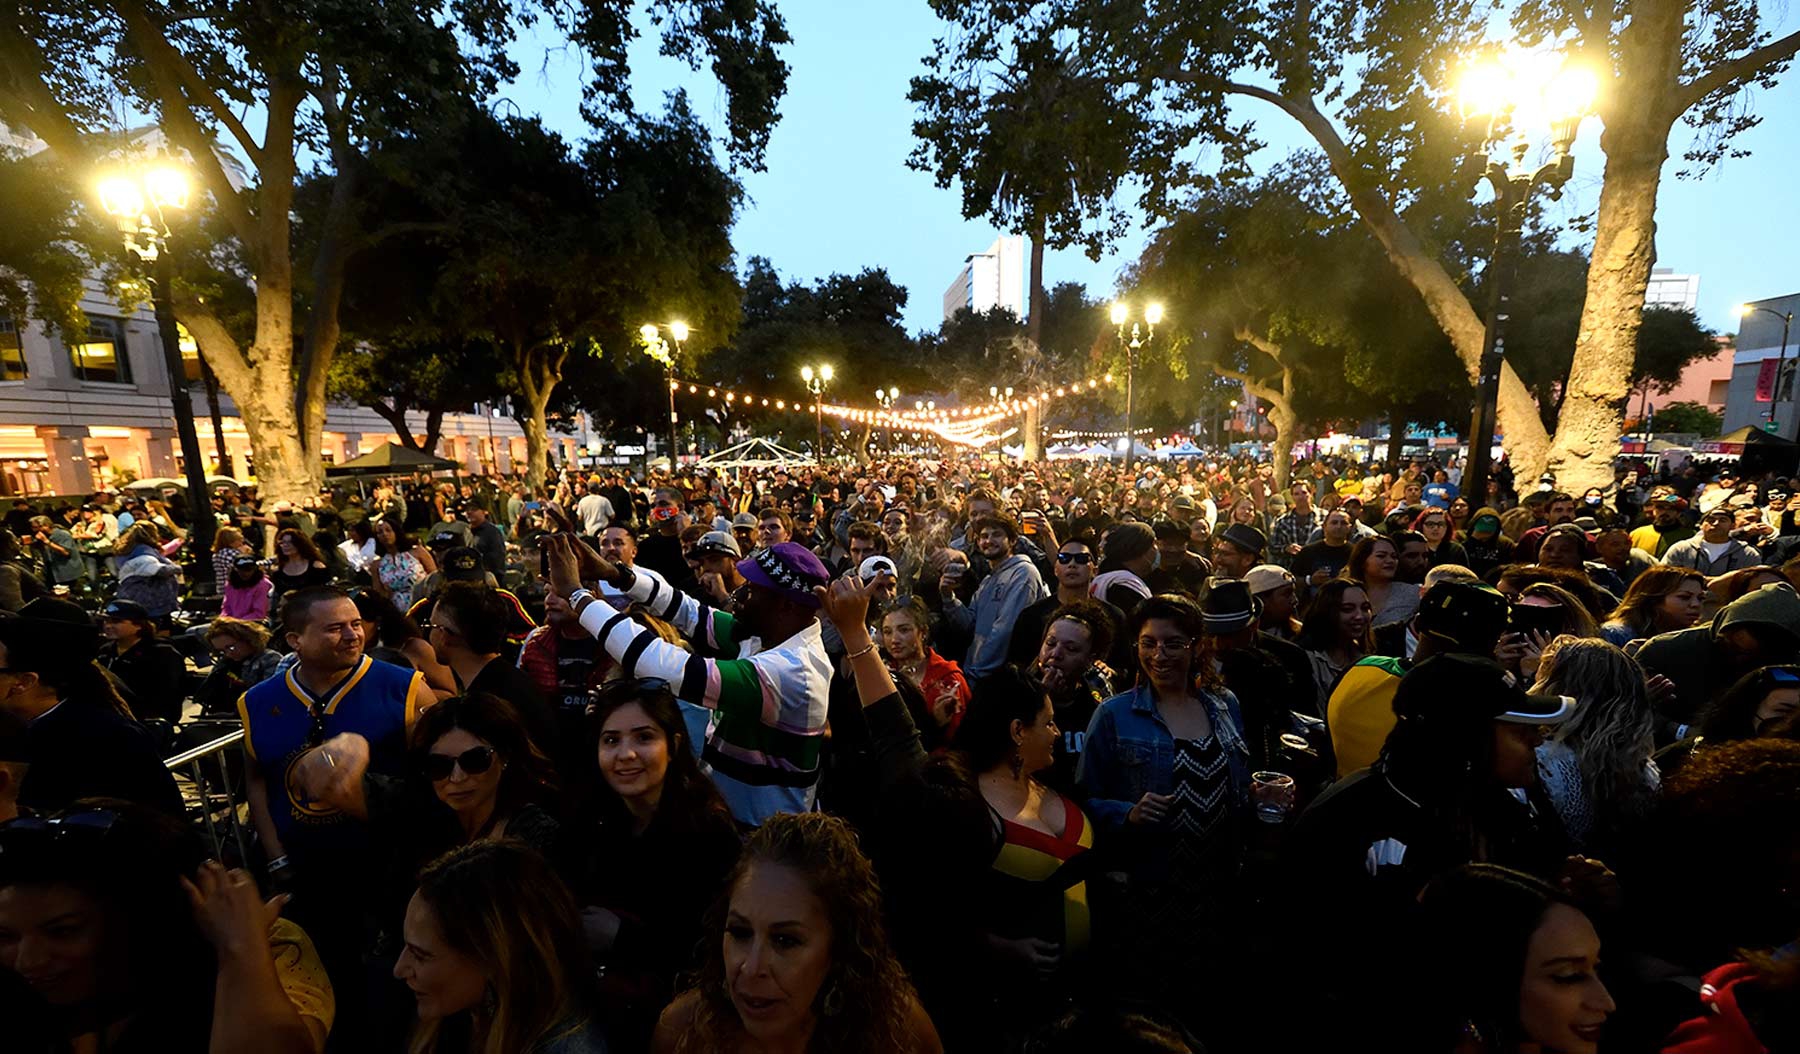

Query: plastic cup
[1251,770,1297,824]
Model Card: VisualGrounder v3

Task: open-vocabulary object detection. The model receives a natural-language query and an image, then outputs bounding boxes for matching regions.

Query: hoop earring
[822,982,845,1017]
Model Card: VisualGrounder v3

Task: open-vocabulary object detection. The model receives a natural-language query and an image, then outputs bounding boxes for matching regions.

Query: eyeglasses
[1137,637,1193,656]
[423,745,497,781]
[1056,552,1093,565]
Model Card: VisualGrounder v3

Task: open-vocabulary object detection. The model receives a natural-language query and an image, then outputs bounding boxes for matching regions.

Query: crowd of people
[1,447,1799,1053]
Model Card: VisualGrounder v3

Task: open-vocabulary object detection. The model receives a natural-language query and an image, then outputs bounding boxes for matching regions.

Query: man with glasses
[1009,538,1129,672]
[426,581,555,752]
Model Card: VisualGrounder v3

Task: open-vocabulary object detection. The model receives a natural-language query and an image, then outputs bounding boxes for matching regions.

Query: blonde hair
[206,616,270,651]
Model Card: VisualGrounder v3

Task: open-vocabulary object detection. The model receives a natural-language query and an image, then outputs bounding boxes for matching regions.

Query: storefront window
[0,318,26,381]
[179,322,202,383]
[68,316,132,384]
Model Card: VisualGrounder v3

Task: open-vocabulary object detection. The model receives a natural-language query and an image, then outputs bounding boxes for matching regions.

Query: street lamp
[873,386,899,453]
[97,157,216,586]
[801,363,834,459]
[1737,303,1795,435]
[640,321,688,465]
[1110,302,1164,462]
[1454,48,1598,503]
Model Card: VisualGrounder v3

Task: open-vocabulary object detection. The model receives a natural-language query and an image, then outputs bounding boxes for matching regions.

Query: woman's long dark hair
[0,800,215,1047]
[1417,864,1587,1053]
[953,666,1048,773]
[409,693,558,816]
[276,528,323,564]
[374,515,417,556]
[586,680,730,834]
[1697,664,1800,742]
[1346,535,1395,584]
[1296,578,1374,654]
[351,588,424,646]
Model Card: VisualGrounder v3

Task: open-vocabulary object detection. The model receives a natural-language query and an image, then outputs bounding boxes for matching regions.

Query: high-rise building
[942,235,1027,321]
[1644,267,1701,312]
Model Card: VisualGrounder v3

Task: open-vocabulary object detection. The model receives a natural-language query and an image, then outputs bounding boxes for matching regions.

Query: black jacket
[104,638,187,725]
[20,699,184,816]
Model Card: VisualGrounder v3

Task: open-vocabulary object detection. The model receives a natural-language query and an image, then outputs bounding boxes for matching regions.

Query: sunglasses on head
[1765,666,1800,685]
[423,745,497,781]
[1056,552,1093,565]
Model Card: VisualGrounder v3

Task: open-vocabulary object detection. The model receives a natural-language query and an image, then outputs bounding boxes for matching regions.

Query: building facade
[0,278,570,496]
[1721,291,1800,439]
[1644,267,1701,312]
[941,235,1027,321]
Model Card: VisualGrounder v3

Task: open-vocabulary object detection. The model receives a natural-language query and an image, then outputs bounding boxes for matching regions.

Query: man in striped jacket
[545,534,832,827]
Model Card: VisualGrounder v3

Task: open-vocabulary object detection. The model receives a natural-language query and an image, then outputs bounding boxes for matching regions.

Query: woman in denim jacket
[1076,592,1252,1038]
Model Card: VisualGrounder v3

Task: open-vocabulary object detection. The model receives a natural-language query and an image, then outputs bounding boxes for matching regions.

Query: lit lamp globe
[96,175,147,220]
[668,321,689,342]
[639,324,660,342]
[1144,303,1165,326]
[1110,303,1130,326]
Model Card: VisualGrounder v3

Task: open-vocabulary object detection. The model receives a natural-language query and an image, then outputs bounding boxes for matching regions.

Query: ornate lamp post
[801,363,834,460]
[97,158,216,585]
[1454,50,1598,503]
[1110,302,1163,462]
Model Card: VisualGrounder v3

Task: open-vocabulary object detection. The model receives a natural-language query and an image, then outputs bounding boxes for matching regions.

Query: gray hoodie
[942,551,1049,679]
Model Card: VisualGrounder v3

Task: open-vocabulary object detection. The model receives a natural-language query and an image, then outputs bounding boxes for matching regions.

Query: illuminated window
[178,322,202,383]
[0,319,25,381]
[68,316,132,384]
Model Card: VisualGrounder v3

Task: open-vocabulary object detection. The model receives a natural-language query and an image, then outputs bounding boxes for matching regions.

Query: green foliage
[0,147,94,337]
[1648,401,1723,436]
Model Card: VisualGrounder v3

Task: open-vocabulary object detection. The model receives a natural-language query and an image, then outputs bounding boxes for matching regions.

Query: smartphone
[1509,603,1565,639]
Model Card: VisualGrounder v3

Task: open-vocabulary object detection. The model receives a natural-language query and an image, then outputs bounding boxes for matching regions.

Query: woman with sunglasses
[0,802,335,1054]
[1411,506,1469,569]
[573,678,741,1051]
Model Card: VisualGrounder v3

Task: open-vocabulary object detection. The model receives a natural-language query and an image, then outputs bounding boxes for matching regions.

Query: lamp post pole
[1110,303,1162,463]
[1454,50,1593,506]
[802,364,833,461]
[100,163,215,586]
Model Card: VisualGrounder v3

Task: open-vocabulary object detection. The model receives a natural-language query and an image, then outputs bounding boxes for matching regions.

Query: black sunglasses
[423,745,497,781]
[1056,552,1093,565]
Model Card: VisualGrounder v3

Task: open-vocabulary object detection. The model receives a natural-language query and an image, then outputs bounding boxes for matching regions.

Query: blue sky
[503,1,1800,340]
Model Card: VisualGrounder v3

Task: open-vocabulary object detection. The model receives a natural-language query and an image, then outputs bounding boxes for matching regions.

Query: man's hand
[1286,542,1304,556]
[815,573,876,636]
[1128,791,1173,826]
[699,571,729,605]
[182,860,287,961]
[292,732,371,808]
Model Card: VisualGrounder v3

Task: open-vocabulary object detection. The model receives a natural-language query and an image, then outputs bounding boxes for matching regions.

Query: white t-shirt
[576,493,615,535]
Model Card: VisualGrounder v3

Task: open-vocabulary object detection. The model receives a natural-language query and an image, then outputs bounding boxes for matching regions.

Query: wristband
[570,588,595,606]
[268,855,291,872]
[845,642,877,661]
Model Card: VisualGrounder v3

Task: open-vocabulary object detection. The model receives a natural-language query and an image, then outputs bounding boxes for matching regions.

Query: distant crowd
[1,447,1797,1053]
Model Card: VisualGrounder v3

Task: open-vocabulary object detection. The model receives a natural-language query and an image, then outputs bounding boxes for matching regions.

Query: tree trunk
[1545,130,1667,493]
[1268,404,1296,489]
[1022,226,1047,460]
[422,408,445,456]
[1386,407,1407,469]
[514,343,568,492]
[235,386,312,502]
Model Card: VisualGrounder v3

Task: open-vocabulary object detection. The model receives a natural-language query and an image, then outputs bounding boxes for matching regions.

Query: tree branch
[1677,29,1800,112]
[0,20,99,166]
[171,293,253,395]
[113,0,263,165]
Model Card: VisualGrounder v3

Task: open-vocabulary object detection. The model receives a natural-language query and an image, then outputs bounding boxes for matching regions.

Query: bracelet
[268,855,290,872]
[570,588,595,606]
[845,642,877,661]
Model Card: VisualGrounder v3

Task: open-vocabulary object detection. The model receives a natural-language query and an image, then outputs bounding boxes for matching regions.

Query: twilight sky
[504,1,1800,342]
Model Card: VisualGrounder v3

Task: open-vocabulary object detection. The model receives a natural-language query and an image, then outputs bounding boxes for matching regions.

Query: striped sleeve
[621,567,737,651]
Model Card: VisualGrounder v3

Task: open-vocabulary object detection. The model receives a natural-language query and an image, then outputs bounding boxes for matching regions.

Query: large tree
[0,0,787,499]
[419,105,742,488]
[909,18,1144,458]
[919,0,1799,490]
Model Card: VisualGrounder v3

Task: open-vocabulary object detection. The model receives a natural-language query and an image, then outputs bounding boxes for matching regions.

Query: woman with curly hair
[652,811,941,1054]
[1600,565,1706,647]
[1652,664,1800,779]
[1528,636,1659,854]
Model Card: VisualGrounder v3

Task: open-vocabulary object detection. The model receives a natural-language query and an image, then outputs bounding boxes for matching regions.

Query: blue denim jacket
[1076,683,1252,833]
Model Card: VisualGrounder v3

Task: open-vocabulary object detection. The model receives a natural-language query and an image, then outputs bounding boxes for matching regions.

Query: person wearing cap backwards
[690,530,747,606]
[544,534,834,826]
[938,512,1049,680]
[1284,652,1585,1047]
[1326,579,1513,777]
[1630,491,1697,559]
[0,597,183,816]
[1660,506,1763,579]
[99,599,187,726]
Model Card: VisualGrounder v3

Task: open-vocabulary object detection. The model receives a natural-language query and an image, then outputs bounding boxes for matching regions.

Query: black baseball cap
[101,599,151,623]
[441,547,485,581]
[1415,580,1511,653]
[1394,653,1575,725]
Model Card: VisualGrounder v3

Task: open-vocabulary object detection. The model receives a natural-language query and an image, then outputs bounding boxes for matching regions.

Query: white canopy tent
[692,437,815,470]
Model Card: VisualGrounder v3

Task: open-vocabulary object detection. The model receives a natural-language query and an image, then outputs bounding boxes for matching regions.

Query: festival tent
[692,437,813,470]
[1163,441,1205,458]
[1696,425,1799,475]
[325,442,460,477]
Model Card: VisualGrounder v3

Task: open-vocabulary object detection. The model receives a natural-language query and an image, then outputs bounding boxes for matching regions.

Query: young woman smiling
[1295,579,1375,716]
[574,678,741,1051]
